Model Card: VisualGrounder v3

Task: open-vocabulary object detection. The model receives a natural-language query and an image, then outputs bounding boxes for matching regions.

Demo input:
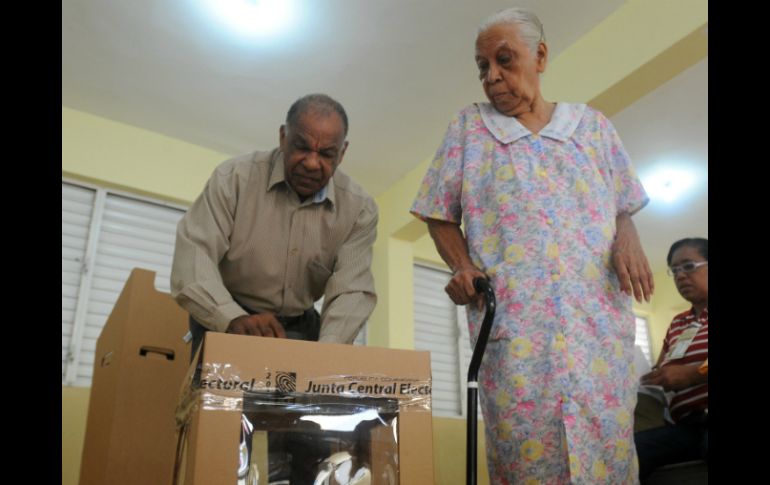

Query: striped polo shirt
[661,307,708,422]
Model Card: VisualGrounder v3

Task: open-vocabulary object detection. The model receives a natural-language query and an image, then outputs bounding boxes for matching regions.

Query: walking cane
[466,277,496,485]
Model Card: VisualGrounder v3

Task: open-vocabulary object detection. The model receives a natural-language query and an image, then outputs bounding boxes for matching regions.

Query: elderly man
[171,93,378,357]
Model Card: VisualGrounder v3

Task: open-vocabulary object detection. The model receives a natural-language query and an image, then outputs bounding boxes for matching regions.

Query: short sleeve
[409,113,466,223]
[597,112,649,215]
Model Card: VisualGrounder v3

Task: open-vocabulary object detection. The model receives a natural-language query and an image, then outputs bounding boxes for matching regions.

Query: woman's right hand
[425,219,487,308]
[446,265,487,309]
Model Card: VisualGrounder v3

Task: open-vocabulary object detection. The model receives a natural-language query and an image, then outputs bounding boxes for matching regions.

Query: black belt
[237,302,320,341]
[277,314,305,325]
[188,306,319,366]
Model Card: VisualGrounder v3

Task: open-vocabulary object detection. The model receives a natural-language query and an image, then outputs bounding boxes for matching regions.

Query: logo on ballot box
[275,371,297,393]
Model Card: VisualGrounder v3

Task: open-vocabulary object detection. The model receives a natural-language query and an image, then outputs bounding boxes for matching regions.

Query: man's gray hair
[286,93,349,136]
[478,7,546,54]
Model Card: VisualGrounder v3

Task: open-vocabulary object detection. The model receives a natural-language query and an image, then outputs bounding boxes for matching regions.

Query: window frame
[62,178,188,386]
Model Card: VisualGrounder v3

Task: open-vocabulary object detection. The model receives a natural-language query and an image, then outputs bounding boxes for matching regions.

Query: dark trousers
[635,411,708,479]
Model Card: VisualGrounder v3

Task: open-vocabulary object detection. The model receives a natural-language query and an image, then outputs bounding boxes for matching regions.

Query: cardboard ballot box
[235,392,401,484]
[173,332,434,484]
[79,268,191,485]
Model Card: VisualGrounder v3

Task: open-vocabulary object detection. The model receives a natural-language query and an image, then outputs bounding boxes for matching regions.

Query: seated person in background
[632,345,666,433]
[635,238,708,479]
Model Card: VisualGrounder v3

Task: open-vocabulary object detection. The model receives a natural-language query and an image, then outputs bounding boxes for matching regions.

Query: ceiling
[62,0,707,274]
[611,58,708,276]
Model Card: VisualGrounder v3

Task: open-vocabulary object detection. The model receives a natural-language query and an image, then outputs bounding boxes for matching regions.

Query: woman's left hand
[612,212,654,303]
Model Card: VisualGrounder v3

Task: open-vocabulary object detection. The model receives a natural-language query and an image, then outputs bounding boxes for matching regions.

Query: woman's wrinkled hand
[446,265,487,309]
[612,213,654,303]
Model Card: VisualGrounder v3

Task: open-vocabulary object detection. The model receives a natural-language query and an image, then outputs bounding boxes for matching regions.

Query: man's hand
[641,364,706,392]
[446,265,487,309]
[227,313,287,338]
[612,213,654,303]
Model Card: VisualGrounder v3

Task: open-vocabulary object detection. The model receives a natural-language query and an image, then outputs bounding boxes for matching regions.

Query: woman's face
[475,23,547,117]
[669,245,708,305]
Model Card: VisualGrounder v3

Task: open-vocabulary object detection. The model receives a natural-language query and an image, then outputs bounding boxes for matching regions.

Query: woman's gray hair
[478,7,546,54]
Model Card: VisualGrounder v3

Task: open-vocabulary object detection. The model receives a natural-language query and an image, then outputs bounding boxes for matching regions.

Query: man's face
[279,110,348,199]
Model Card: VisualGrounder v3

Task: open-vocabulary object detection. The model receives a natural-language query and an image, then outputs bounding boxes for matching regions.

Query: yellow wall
[542,0,707,114]
[62,387,90,485]
[61,2,706,483]
[433,417,490,485]
[62,106,229,205]
[413,233,447,267]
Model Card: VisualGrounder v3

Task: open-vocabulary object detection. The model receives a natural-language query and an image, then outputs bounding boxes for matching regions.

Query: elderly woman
[636,238,708,478]
[410,7,653,484]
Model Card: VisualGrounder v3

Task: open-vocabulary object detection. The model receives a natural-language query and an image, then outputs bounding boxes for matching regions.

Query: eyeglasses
[667,261,708,277]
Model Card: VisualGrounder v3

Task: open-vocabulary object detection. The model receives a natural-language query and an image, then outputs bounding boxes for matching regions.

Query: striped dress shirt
[660,307,708,421]
[171,148,378,343]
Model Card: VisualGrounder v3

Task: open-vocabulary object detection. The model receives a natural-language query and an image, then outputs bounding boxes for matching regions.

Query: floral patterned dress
[411,102,648,484]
